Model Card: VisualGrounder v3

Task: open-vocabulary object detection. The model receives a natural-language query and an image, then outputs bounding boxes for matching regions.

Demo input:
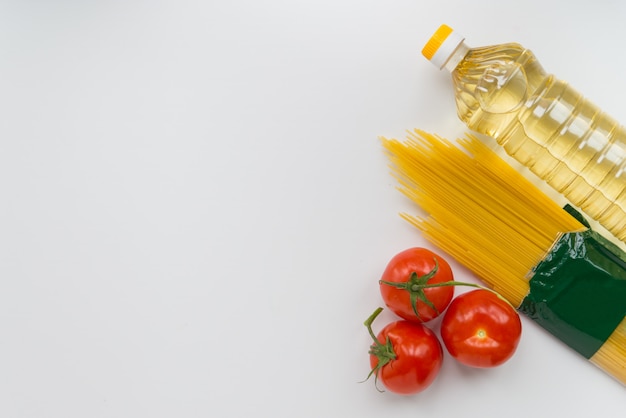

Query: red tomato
[365,308,443,395]
[379,247,454,322]
[440,289,522,368]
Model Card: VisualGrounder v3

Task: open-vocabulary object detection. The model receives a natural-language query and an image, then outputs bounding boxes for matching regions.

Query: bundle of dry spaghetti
[381,129,626,385]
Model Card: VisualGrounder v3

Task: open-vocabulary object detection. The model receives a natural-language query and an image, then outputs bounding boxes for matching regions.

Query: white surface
[0,1,624,416]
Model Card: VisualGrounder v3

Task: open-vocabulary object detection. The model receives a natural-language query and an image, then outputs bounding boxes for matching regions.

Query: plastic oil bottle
[422,24,626,241]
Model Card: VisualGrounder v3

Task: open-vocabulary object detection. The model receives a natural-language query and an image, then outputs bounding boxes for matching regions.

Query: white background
[0,1,624,417]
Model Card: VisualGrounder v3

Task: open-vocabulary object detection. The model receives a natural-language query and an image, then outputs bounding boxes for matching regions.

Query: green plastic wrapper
[519,206,626,358]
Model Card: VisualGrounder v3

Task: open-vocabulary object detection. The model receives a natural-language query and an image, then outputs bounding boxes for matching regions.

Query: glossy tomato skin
[441,289,522,368]
[370,320,443,395]
[379,248,454,322]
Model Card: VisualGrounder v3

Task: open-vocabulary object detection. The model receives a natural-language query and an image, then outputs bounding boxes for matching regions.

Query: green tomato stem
[413,280,483,289]
[378,259,441,319]
[407,279,517,309]
[421,280,516,308]
[379,258,517,316]
[363,307,384,344]
[363,307,396,390]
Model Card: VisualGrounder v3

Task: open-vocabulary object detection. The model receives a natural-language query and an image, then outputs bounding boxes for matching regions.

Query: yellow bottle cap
[422,24,466,70]
[422,24,453,60]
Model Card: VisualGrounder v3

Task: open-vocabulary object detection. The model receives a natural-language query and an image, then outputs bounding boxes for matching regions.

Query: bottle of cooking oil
[422,24,626,241]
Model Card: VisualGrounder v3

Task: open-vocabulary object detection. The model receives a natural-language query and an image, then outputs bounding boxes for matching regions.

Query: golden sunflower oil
[423,24,626,241]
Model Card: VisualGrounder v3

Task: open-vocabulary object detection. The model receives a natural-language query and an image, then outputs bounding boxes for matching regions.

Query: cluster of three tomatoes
[365,247,523,395]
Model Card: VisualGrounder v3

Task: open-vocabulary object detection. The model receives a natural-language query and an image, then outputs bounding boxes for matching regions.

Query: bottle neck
[442,42,470,72]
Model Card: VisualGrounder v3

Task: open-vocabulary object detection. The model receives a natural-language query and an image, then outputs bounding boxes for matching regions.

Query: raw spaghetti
[381,129,626,385]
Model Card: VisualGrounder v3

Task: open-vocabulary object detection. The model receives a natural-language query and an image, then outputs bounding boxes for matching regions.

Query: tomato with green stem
[364,307,443,395]
[379,247,455,322]
[440,289,522,368]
